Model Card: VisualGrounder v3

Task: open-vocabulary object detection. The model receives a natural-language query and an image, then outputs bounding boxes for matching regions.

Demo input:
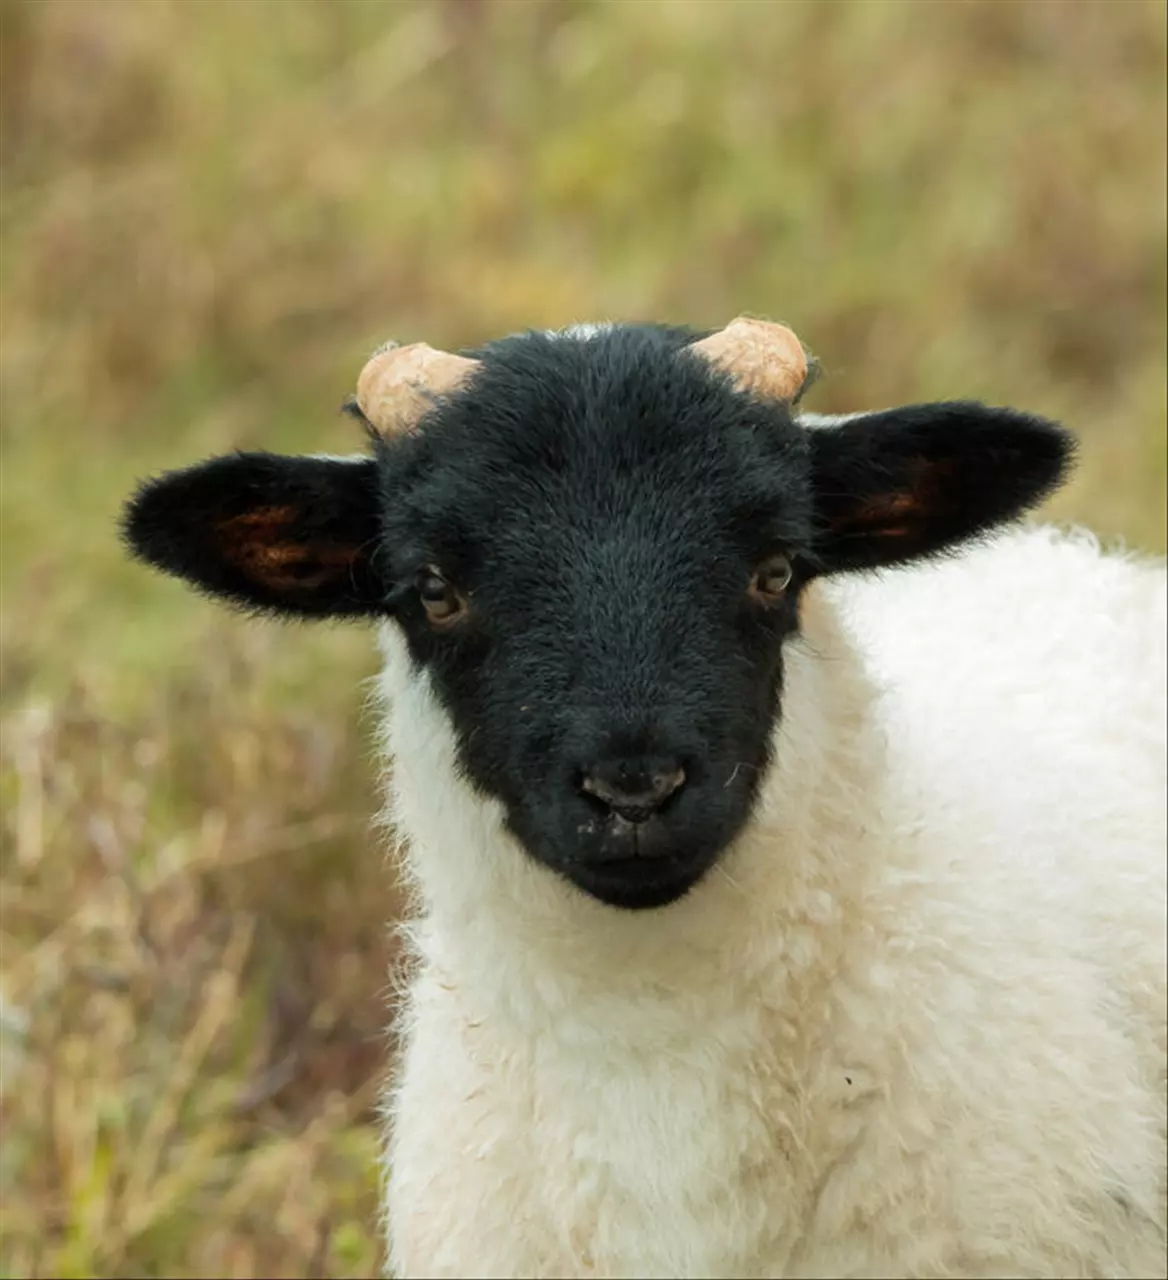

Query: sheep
[121,317,1167,1280]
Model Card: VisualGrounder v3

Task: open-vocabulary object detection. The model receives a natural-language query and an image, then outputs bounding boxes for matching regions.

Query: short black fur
[121,451,385,618]
[121,323,1074,909]
[806,402,1075,573]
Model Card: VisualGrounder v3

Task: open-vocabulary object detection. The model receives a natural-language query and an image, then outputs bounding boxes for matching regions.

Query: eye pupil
[419,572,448,603]
[416,566,466,625]
[750,554,793,602]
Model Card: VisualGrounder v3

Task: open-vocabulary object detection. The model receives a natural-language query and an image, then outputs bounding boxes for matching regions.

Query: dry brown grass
[2,636,393,1277]
[1,1,1164,1276]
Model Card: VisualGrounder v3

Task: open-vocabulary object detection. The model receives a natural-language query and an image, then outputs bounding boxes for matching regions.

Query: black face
[373,328,818,907]
[120,324,1074,909]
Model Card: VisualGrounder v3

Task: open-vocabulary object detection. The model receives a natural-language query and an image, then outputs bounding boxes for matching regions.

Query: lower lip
[573,845,705,886]
[589,852,685,871]
[567,855,709,909]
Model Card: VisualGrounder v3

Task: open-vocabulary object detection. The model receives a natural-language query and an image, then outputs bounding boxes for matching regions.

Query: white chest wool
[376,524,1167,1280]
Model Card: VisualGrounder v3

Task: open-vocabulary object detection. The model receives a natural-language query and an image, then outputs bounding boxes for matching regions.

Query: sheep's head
[123,318,1073,910]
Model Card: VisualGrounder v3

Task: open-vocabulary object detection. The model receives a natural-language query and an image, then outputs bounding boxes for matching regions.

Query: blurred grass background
[1,1,1164,1276]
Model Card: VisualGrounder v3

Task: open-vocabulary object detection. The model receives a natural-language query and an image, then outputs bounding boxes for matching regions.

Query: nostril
[579,761,687,822]
[649,766,686,803]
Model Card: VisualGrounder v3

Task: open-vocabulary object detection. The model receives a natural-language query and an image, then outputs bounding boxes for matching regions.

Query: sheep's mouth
[511,768,752,909]
[561,847,715,911]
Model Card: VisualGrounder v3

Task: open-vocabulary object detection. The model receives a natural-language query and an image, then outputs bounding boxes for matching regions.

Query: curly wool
[378,522,1167,1280]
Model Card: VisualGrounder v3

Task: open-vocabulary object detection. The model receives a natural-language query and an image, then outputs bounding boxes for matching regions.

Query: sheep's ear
[121,452,385,617]
[805,401,1075,574]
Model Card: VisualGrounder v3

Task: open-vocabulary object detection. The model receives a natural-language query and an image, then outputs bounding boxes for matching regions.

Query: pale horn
[354,317,812,437]
[355,340,480,436]
[688,316,811,402]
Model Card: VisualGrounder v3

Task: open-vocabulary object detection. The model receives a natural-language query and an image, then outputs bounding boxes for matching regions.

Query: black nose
[579,758,687,823]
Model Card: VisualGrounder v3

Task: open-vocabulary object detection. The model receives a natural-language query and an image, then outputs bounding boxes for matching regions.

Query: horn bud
[354,317,810,436]
[356,340,479,436]
[690,316,810,401]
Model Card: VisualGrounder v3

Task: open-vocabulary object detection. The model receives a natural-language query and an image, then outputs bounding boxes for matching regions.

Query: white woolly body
[376,524,1167,1279]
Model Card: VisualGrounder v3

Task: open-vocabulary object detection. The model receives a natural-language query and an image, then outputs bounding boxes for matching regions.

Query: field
[1,1,1164,1276]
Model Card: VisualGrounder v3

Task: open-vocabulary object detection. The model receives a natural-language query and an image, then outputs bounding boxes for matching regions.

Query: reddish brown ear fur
[216,505,363,592]
[827,458,957,541]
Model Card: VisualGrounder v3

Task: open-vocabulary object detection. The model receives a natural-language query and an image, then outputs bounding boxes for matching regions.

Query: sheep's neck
[376,584,888,1033]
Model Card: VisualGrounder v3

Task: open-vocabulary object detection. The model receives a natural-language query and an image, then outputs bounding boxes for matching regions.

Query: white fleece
[376,523,1167,1279]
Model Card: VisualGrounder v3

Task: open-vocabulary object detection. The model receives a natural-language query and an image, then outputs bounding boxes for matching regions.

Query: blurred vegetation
[1,0,1164,1276]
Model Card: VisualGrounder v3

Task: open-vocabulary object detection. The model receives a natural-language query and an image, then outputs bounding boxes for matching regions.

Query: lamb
[121,317,1167,1279]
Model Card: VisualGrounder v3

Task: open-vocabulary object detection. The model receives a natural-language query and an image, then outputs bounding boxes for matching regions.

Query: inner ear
[122,452,386,617]
[806,401,1075,574]
[827,454,954,540]
[214,501,364,593]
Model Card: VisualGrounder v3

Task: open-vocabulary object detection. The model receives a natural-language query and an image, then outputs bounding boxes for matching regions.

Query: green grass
[1,0,1165,1275]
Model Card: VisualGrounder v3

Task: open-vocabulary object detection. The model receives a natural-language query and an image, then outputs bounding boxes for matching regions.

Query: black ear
[805,401,1075,575]
[121,452,385,617]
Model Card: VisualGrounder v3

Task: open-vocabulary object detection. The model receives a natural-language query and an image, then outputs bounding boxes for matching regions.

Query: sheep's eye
[748,554,793,604]
[417,566,467,627]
